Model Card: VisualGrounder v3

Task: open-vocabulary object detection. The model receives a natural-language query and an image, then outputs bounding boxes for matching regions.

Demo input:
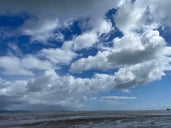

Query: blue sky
[0,0,171,111]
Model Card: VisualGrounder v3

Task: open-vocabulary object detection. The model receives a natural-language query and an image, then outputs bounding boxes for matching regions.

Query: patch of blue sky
[0,13,28,28]
[99,29,123,48]
[59,20,84,41]
[45,36,63,48]
[0,14,28,56]
[0,34,39,56]
[0,42,8,56]
[70,68,118,79]
[91,73,171,110]
[158,26,171,46]
[105,8,123,35]
[0,34,59,56]
[55,65,70,76]
[75,47,98,58]
[126,72,171,105]
[105,8,117,27]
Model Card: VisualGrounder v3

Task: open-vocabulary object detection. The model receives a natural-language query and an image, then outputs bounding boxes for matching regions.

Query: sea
[0,110,171,128]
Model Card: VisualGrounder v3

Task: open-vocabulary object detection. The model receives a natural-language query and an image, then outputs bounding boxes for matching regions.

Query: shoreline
[1,110,171,128]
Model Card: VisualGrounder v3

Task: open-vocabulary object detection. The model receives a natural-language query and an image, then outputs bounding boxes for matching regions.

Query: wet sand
[0,110,171,128]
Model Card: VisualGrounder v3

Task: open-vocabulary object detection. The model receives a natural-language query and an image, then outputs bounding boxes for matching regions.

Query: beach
[0,110,171,128]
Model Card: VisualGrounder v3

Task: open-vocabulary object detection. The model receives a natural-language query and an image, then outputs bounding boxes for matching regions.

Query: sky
[0,0,171,111]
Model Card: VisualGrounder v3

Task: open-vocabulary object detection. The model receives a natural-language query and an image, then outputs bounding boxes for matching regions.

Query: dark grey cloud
[108,49,157,66]
[9,104,69,112]
[0,95,24,110]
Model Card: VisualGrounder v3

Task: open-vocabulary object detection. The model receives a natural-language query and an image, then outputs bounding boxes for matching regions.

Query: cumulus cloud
[23,20,60,43]
[108,30,166,66]
[0,55,53,76]
[62,31,98,51]
[113,59,168,89]
[96,20,113,34]
[114,0,171,33]
[70,29,171,89]
[0,71,115,110]
[21,55,54,70]
[40,48,77,64]
[70,29,170,72]
[0,56,34,76]
[114,0,146,33]
[70,51,111,73]
[148,0,171,28]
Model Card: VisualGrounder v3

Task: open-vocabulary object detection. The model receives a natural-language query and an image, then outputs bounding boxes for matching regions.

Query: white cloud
[70,51,111,73]
[21,55,53,70]
[108,30,166,67]
[0,55,54,76]
[73,31,98,50]
[114,0,146,33]
[0,71,115,109]
[0,56,34,76]
[8,43,22,56]
[97,20,113,34]
[40,48,77,64]
[62,31,98,51]
[148,0,171,28]
[30,73,113,107]
[22,19,59,43]
[113,60,167,89]
[114,0,171,33]
[101,96,136,100]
